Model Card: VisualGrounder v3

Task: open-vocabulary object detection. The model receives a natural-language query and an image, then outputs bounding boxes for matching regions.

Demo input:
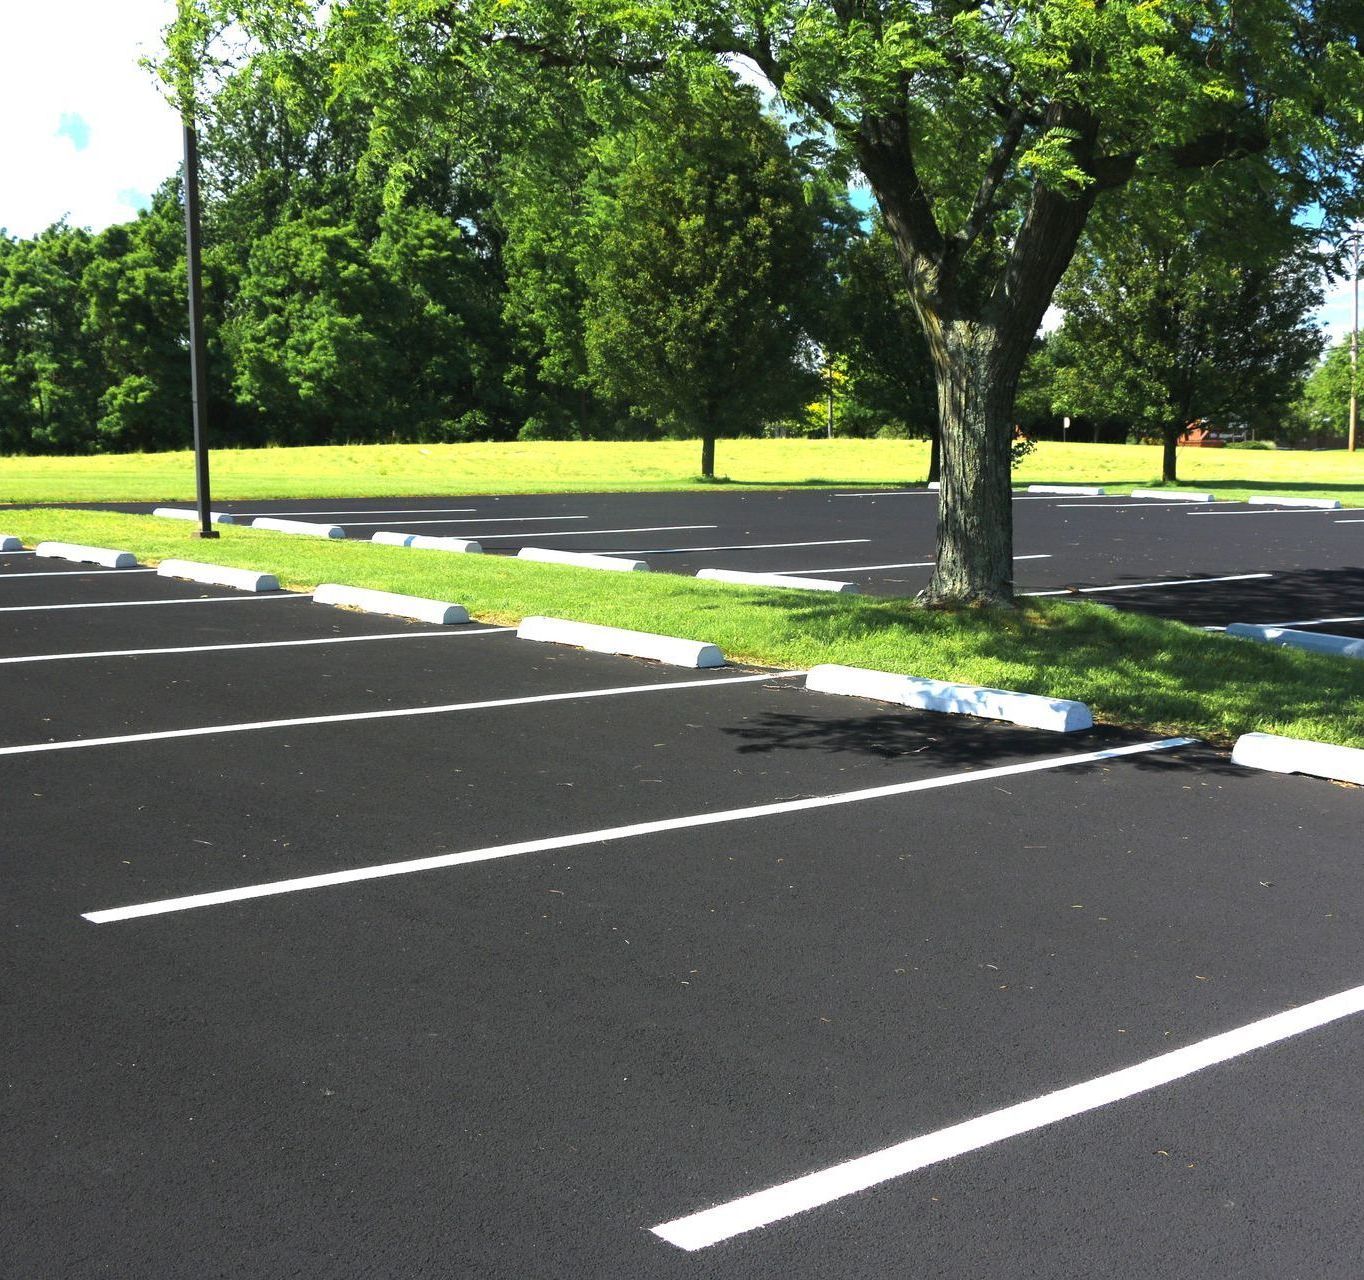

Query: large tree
[1048,189,1325,481]
[582,72,823,476]
[169,0,1364,603]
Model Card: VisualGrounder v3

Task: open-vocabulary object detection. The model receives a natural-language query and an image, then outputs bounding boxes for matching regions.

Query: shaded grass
[7,507,1362,749]
[2,438,1362,504]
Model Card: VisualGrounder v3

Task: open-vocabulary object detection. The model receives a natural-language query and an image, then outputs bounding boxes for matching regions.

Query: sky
[0,2,1356,348]
[0,0,180,239]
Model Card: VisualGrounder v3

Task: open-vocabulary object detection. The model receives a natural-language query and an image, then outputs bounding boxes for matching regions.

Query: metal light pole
[182,118,218,538]
[1348,231,1361,455]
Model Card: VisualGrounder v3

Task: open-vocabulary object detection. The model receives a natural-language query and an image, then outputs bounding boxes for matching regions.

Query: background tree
[581,72,823,477]
[1047,188,1324,481]
[1298,338,1358,444]
[830,216,938,469]
[82,184,195,452]
[0,224,104,452]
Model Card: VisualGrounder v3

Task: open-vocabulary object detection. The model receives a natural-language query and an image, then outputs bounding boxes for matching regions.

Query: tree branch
[957,105,1031,250]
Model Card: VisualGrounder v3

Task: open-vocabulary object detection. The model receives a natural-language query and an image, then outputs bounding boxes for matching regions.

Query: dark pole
[182,120,218,538]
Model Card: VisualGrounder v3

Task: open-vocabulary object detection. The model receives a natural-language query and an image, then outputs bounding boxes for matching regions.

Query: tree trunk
[1162,427,1179,483]
[927,426,941,484]
[923,322,1022,606]
[700,434,715,478]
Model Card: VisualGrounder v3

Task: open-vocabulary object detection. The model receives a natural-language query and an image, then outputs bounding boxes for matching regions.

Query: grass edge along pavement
[3,438,1364,504]
[6,507,1363,751]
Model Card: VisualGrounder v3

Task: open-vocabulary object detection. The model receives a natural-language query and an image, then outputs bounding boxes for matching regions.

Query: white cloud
[0,0,180,237]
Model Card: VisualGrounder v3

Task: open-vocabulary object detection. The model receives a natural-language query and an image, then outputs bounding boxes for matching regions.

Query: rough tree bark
[1162,426,1180,484]
[860,102,1104,605]
[700,433,716,478]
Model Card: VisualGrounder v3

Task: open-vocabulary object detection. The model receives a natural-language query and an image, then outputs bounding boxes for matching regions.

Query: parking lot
[105,486,1364,638]
[5,533,1363,1278]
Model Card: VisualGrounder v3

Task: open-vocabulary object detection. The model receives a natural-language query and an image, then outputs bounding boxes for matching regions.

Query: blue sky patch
[117,187,151,214]
[55,112,92,151]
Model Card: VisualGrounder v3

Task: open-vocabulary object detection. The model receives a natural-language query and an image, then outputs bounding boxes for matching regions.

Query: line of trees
[1,51,925,470]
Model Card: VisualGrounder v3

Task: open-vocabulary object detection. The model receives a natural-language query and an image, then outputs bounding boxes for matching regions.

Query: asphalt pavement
[3,541,1363,1278]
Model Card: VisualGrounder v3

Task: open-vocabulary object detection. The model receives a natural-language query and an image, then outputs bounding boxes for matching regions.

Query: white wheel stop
[517,548,648,572]
[152,507,236,524]
[250,517,345,538]
[1232,733,1364,785]
[1225,624,1364,660]
[805,664,1093,732]
[34,541,138,569]
[313,583,468,624]
[1247,496,1341,509]
[1130,490,1213,502]
[408,535,483,553]
[517,616,723,668]
[157,560,280,592]
[696,568,857,593]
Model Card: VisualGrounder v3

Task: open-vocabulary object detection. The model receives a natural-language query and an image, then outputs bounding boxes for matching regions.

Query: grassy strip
[3,439,1363,504]
[6,506,1363,749]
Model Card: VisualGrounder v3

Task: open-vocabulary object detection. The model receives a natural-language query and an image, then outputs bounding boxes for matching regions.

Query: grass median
[3,438,1363,504]
[7,506,1363,750]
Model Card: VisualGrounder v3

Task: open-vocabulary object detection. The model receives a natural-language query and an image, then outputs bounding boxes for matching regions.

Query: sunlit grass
[2,438,1362,504]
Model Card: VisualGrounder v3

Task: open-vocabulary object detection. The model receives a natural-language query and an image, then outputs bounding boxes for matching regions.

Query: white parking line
[476,524,717,540]
[2,670,795,759]
[1335,519,1364,524]
[1023,572,1272,597]
[228,507,477,517]
[775,554,1052,576]
[833,491,930,498]
[651,977,1364,1250]
[1052,501,1240,510]
[0,595,311,614]
[613,539,872,556]
[331,515,589,526]
[1242,614,1364,630]
[1187,509,1341,517]
[0,627,516,666]
[0,568,157,580]
[83,737,1191,923]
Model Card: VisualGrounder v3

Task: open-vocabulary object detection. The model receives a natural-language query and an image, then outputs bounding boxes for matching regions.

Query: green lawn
[5,506,1362,750]
[2,438,1363,504]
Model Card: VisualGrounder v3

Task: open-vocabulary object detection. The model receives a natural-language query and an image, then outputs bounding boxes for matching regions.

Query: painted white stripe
[833,491,929,498]
[1053,502,1218,510]
[1023,572,1272,597]
[331,514,587,526]
[476,524,716,540]
[3,671,788,760]
[776,554,1051,577]
[83,737,1190,923]
[651,977,1364,1250]
[1244,614,1364,629]
[613,539,872,556]
[229,507,479,517]
[1,550,35,555]
[0,628,516,666]
[1186,509,1340,517]
[0,595,311,615]
[0,568,157,580]
[1335,519,1364,524]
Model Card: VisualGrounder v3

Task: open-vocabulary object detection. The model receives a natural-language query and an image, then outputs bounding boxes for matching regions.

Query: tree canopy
[1046,186,1325,480]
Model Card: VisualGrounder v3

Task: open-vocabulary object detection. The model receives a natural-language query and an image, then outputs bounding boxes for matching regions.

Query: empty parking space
[4,505,1363,1277]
